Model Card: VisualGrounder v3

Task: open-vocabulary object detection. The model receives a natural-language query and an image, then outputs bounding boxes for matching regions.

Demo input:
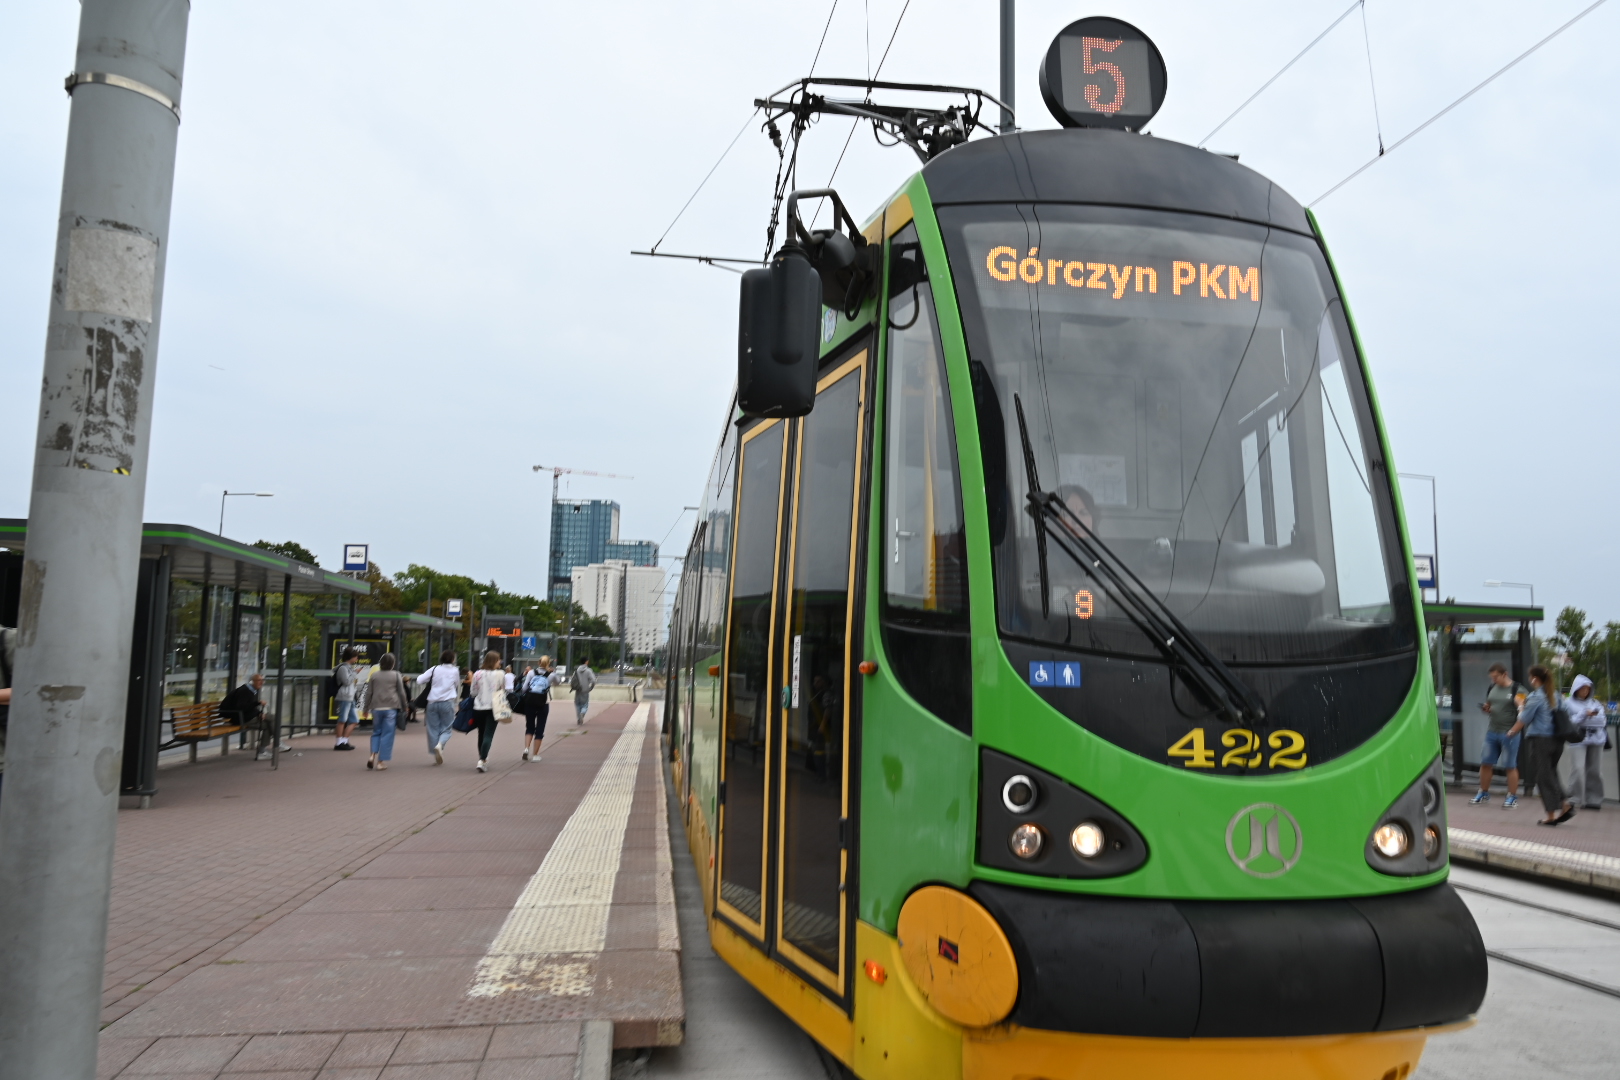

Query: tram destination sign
[1039,16,1166,132]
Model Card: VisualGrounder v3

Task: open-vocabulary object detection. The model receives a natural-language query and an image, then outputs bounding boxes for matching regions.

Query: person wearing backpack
[570,659,596,726]
[331,646,362,750]
[1507,665,1575,826]
[1564,674,1608,809]
[1471,663,1526,809]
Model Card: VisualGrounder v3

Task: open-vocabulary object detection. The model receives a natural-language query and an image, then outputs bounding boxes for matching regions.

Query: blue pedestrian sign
[1029,662,1054,687]
[1056,661,1082,687]
[521,635,537,652]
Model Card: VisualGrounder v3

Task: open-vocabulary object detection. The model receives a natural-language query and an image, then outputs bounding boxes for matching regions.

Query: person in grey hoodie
[1564,674,1607,809]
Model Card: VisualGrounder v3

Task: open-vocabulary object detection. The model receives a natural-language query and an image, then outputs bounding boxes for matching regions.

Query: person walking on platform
[418,650,461,764]
[1509,665,1575,826]
[1471,664,1526,808]
[1564,674,1607,809]
[365,653,410,771]
[570,659,596,725]
[469,650,505,772]
[518,660,552,762]
[220,673,290,759]
[333,646,362,751]
[0,625,15,801]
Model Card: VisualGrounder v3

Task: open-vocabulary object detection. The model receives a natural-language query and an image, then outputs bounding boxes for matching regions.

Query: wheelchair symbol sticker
[1029,662,1054,686]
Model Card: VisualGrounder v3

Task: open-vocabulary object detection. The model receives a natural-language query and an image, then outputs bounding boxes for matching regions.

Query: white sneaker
[533,754,542,762]
[522,750,530,762]
[476,760,486,773]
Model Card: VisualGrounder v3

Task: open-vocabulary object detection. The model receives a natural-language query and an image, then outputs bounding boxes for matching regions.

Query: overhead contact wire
[1358,1,1386,154]
[815,0,914,226]
[1312,0,1613,205]
[1198,0,1361,148]
[646,108,759,255]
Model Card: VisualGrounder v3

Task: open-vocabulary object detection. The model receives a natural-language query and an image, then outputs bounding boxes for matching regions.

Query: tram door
[717,347,870,1000]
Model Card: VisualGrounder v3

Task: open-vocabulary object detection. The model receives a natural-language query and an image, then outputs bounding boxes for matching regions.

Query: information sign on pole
[446,598,464,618]
[1413,554,1437,591]
[343,544,369,572]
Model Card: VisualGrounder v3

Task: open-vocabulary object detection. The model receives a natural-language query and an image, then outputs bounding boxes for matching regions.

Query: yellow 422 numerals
[1166,727,1307,770]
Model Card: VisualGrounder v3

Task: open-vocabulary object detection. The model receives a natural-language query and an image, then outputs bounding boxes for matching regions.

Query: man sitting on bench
[220,673,289,759]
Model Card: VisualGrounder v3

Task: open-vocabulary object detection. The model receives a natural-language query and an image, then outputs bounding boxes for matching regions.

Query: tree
[254,539,320,566]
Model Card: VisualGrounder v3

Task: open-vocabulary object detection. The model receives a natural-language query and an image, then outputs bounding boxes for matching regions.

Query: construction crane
[531,464,633,504]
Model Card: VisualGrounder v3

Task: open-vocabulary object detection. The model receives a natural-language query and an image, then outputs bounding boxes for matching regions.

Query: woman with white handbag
[469,650,510,772]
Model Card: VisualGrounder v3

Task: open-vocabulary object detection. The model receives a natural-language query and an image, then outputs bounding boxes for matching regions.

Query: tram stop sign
[1038,16,1167,132]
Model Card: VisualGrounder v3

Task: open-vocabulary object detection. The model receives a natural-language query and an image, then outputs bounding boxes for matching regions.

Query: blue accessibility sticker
[1029,660,1080,688]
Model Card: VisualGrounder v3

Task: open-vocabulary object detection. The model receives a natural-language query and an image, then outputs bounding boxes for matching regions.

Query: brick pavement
[1446,790,1620,860]
[97,702,680,1079]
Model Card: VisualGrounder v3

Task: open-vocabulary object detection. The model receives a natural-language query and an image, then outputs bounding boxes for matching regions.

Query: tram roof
[921,129,1312,236]
[0,518,367,598]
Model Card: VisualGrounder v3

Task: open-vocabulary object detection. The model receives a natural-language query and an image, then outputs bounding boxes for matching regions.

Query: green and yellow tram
[665,19,1485,1079]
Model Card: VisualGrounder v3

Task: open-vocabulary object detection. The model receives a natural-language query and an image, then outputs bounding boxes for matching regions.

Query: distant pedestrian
[518,659,552,762]
[220,673,289,759]
[570,659,596,725]
[1509,665,1575,826]
[332,646,362,751]
[1564,674,1607,809]
[1471,664,1526,809]
[418,650,462,764]
[365,653,410,771]
[470,650,505,772]
[504,664,516,695]
[0,625,15,800]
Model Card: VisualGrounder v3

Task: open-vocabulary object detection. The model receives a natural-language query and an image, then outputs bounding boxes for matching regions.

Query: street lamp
[219,490,273,536]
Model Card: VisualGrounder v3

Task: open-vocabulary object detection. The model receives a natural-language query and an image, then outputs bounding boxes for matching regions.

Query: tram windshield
[939,204,1416,664]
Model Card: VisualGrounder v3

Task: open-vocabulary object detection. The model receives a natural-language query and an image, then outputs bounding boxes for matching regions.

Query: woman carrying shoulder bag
[1508,665,1576,825]
[469,650,506,773]
[366,653,410,771]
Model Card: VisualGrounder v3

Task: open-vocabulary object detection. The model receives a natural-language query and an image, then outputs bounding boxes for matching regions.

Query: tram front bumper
[968,879,1487,1039]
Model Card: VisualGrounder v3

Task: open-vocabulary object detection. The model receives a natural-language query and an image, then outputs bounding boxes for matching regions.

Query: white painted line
[467,704,648,998]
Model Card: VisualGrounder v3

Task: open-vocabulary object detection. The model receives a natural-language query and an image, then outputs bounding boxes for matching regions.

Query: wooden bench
[170,701,242,762]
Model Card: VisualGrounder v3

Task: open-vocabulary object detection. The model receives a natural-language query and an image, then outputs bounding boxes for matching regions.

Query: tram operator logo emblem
[1225,803,1302,878]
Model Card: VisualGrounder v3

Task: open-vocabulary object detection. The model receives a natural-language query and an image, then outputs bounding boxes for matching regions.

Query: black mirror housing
[738,245,822,418]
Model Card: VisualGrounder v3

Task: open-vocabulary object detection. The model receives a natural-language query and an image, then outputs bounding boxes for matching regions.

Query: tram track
[1453,880,1620,999]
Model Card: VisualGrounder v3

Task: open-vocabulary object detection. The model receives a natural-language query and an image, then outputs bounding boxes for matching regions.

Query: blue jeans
[575,695,589,723]
[370,709,399,760]
[336,699,358,729]
[425,700,455,751]
[1481,729,1521,770]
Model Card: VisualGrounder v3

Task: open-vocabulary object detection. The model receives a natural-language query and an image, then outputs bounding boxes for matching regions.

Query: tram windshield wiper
[1013,394,1267,728]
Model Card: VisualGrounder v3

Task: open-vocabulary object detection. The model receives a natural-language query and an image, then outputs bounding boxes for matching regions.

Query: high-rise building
[571,560,666,655]
[548,499,657,603]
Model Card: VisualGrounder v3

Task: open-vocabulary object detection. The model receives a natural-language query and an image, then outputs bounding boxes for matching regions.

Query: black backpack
[324,665,341,699]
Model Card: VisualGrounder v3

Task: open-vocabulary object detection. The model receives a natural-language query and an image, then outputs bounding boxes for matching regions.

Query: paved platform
[96,702,680,1079]
[1447,789,1620,896]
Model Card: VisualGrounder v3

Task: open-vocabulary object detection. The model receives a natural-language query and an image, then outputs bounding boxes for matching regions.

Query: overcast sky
[2,1,1616,634]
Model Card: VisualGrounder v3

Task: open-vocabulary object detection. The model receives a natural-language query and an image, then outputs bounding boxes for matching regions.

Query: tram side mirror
[737,245,821,418]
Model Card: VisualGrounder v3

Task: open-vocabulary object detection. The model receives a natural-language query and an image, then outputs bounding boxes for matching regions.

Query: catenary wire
[645,108,760,255]
[813,0,914,226]
[1311,0,1612,205]
[1198,0,1361,148]
[1358,1,1386,154]
[809,0,841,78]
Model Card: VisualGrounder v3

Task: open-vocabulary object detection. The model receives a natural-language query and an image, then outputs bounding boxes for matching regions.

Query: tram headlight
[1070,821,1105,859]
[1372,823,1410,859]
[1366,756,1448,876]
[1009,823,1045,860]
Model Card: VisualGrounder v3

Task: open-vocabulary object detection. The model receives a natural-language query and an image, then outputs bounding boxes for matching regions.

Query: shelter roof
[1422,601,1543,628]
[0,519,367,597]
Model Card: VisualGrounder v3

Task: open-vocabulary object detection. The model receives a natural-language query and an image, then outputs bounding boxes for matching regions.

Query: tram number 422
[1167,727,1307,770]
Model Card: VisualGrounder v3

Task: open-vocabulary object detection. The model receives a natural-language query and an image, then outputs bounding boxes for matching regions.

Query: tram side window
[883,223,971,735]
